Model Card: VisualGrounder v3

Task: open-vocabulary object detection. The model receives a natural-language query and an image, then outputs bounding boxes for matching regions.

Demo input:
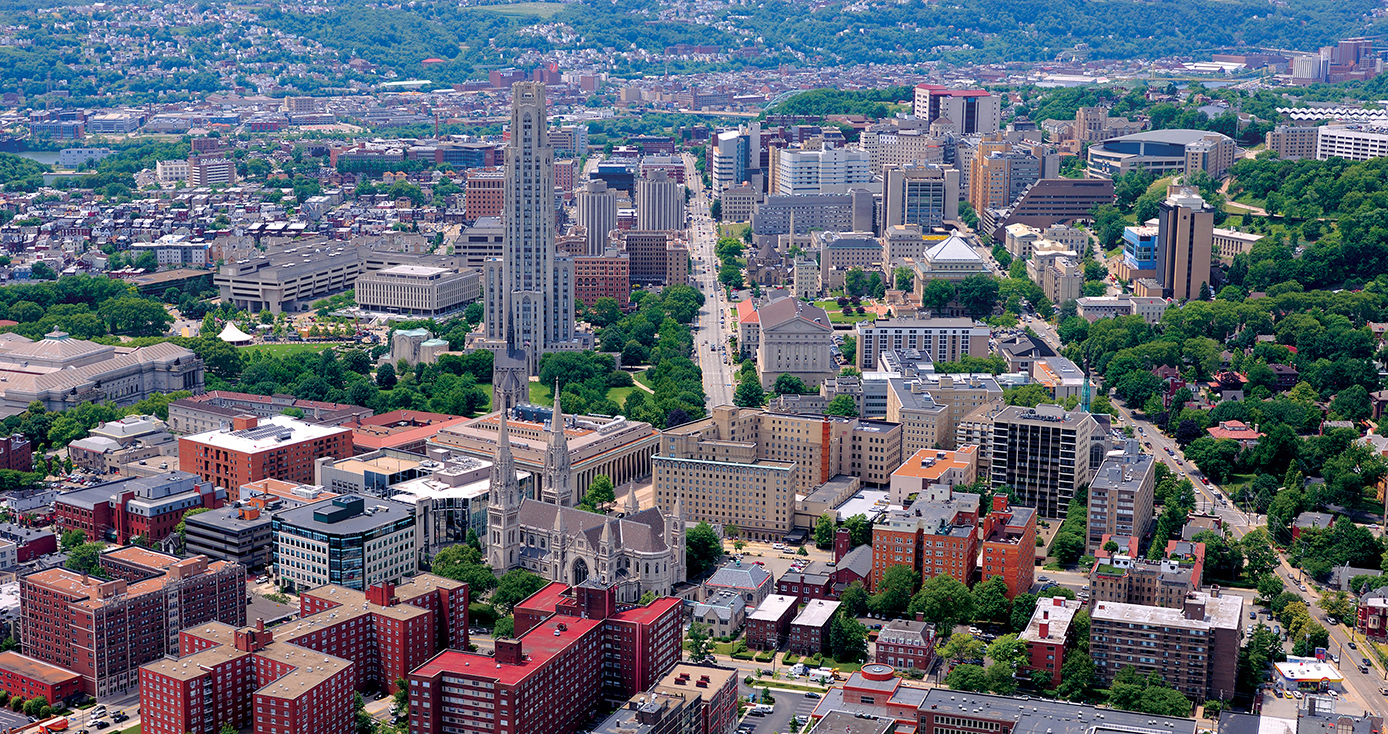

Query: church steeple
[487,409,522,571]
[545,380,574,507]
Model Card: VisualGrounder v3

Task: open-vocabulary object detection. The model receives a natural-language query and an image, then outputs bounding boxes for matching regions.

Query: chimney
[256,618,265,633]
[1052,596,1063,607]
[1039,621,1049,638]
[1043,610,1049,620]
[916,611,924,622]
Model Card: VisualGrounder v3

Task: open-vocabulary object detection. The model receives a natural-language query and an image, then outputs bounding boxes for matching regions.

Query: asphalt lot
[0,710,27,731]
[739,689,817,734]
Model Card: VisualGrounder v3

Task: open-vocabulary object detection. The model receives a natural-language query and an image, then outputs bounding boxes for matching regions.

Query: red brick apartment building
[870,486,979,591]
[1019,596,1083,686]
[179,414,354,490]
[140,575,469,734]
[574,251,632,307]
[0,434,31,472]
[979,496,1037,598]
[20,546,245,697]
[464,167,505,219]
[55,472,227,544]
[0,652,82,704]
[408,581,683,734]
[872,618,935,672]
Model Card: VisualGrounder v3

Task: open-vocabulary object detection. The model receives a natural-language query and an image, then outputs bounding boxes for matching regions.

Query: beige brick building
[652,406,903,539]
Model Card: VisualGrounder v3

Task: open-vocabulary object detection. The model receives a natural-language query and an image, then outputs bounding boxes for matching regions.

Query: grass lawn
[478,383,493,412]
[527,382,636,408]
[634,370,656,391]
[717,222,750,240]
[475,1,566,16]
[237,342,339,357]
[1221,472,1256,497]
[528,381,554,406]
[607,386,636,406]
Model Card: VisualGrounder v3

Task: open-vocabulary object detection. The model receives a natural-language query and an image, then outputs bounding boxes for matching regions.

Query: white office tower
[636,170,686,231]
[575,180,619,254]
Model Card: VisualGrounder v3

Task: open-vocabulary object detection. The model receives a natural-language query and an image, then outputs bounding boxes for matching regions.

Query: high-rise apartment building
[989,404,1105,519]
[573,250,631,307]
[636,169,686,231]
[912,85,1001,134]
[1090,590,1242,701]
[187,156,236,187]
[408,582,683,734]
[1087,444,1155,553]
[1155,188,1214,302]
[140,575,468,734]
[576,179,620,254]
[882,165,959,230]
[22,546,245,697]
[970,148,1041,214]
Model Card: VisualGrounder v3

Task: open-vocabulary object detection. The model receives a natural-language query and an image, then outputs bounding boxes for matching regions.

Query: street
[685,152,736,408]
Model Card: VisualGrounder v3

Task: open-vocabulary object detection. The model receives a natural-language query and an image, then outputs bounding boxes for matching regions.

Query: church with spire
[485,396,685,602]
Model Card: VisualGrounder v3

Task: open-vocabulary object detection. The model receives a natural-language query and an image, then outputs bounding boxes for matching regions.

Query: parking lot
[738,690,818,734]
[0,709,27,731]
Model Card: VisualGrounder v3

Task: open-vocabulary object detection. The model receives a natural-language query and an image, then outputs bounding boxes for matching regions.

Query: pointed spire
[552,505,565,535]
[552,379,563,428]
[491,409,519,511]
[624,486,639,516]
[545,380,574,507]
[601,517,615,550]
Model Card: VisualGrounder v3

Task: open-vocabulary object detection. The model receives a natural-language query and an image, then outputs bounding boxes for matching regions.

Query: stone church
[486,394,685,602]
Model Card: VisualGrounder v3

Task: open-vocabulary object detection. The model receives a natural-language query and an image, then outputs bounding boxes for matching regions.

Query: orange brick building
[179,415,353,490]
[870,485,980,591]
[464,167,505,219]
[979,496,1037,598]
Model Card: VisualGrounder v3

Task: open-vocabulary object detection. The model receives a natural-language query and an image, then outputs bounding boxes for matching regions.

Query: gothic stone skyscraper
[483,82,590,405]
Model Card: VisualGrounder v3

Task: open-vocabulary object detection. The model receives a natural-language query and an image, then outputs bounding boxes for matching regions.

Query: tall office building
[636,169,685,231]
[1155,187,1214,301]
[989,404,1105,519]
[912,85,1001,134]
[484,83,587,402]
[882,164,959,229]
[576,179,620,254]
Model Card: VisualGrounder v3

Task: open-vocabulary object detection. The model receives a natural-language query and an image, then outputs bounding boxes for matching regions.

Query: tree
[1009,593,1038,633]
[829,611,868,662]
[825,394,859,417]
[842,514,872,547]
[840,581,869,617]
[814,513,837,549]
[909,574,975,632]
[1318,590,1355,620]
[1332,384,1371,422]
[493,616,515,638]
[1056,651,1099,701]
[1050,532,1085,564]
[773,373,810,395]
[491,569,548,611]
[894,266,914,291]
[946,664,990,691]
[938,632,988,665]
[98,297,174,336]
[65,542,105,576]
[60,529,86,551]
[869,564,919,618]
[585,475,615,508]
[922,279,957,312]
[957,275,1000,319]
[686,621,712,661]
[973,576,1012,626]
[987,634,1027,671]
[733,378,765,407]
[685,522,724,578]
[376,362,397,389]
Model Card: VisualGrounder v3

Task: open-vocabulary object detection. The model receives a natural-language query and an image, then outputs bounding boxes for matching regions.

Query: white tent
[217,322,254,343]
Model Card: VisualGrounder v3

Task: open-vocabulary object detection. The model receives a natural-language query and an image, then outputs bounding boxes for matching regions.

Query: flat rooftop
[412,615,604,686]
[749,594,798,622]
[183,415,350,454]
[792,599,840,628]
[0,652,81,685]
[1092,591,1242,631]
[275,495,414,535]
